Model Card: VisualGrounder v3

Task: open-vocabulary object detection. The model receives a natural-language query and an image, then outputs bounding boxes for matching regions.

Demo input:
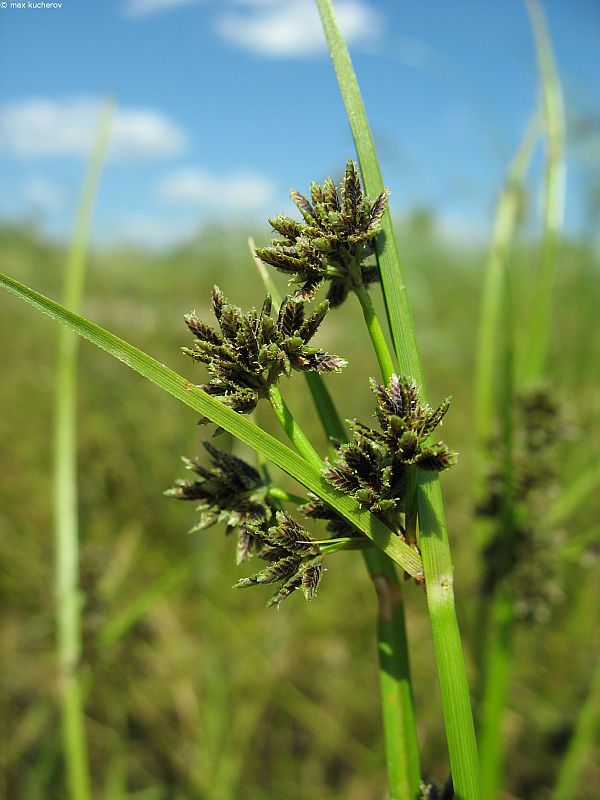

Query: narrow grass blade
[479,270,517,800]
[553,654,600,800]
[523,0,566,381]
[471,112,537,694]
[0,272,423,580]
[315,2,481,795]
[478,588,515,798]
[54,97,113,800]
[474,112,538,460]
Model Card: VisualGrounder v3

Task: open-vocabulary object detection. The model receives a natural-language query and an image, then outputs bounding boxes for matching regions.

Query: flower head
[255,160,389,307]
[305,376,456,531]
[166,441,276,563]
[184,287,347,415]
[235,512,324,607]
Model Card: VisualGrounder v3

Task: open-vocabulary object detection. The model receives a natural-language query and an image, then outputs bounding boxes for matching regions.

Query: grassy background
[1,215,599,799]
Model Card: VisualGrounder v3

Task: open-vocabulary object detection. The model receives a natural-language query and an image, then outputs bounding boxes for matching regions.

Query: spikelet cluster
[184,287,346,416]
[235,513,323,607]
[479,386,574,623]
[255,160,389,307]
[303,376,456,538]
[166,441,276,564]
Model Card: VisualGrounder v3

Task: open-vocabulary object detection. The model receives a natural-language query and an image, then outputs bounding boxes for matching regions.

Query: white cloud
[157,168,276,211]
[22,177,69,213]
[215,0,382,57]
[0,98,188,161]
[124,0,206,18]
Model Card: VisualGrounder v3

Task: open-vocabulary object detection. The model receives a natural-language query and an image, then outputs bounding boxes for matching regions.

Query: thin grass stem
[478,268,517,799]
[471,111,537,698]
[553,651,600,800]
[478,588,514,797]
[267,486,306,506]
[253,236,421,797]
[266,384,323,471]
[54,97,113,800]
[353,285,396,381]
[523,0,566,382]
[473,112,538,463]
[315,2,481,795]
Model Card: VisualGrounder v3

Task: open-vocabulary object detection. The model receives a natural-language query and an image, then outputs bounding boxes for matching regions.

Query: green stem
[266,384,323,471]
[320,538,371,555]
[471,112,537,690]
[267,381,420,799]
[478,266,517,800]
[478,588,514,799]
[315,2,481,795]
[553,650,600,800]
[354,285,396,382]
[304,372,348,447]
[364,549,421,799]
[267,486,306,506]
[54,97,113,800]
[473,112,538,462]
[523,0,566,381]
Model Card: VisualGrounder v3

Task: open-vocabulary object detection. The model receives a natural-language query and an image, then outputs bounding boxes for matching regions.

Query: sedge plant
[53,98,113,800]
[473,1,575,798]
[0,3,486,798]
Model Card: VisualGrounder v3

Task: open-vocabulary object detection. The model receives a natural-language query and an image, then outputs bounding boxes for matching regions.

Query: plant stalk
[253,247,421,797]
[354,285,396,381]
[523,0,566,381]
[471,111,537,696]
[315,1,481,795]
[478,265,517,800]
[267,383,421,799]
[54,97,113,800]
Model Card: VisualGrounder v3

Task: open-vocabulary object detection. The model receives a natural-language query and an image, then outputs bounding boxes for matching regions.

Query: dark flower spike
[321,375,456,554]
[234,512,324,606]
[184,287,347,417]
[478,386,574,623]
[256,159,389,307]
[165,441,276,563]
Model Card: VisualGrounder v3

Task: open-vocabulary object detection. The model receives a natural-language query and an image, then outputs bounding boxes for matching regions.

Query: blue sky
[0,0,598,249]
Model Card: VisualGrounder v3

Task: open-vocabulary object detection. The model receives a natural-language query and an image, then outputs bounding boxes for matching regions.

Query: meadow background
[1,1,600,798]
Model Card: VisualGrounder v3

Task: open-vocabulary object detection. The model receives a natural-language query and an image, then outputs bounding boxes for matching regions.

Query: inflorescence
[255,159,389,307]
[168,161,457,607]
[478,386,573,623]
[184,287,346,416]
[302,376,456,541]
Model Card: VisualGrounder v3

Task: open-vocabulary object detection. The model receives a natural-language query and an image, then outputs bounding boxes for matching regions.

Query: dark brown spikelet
[255,159,389,307]
[235,513,324,607]
[478,385,577,623]
[322,375,456,564]
[166,442,276,563]
[182,287,346,418]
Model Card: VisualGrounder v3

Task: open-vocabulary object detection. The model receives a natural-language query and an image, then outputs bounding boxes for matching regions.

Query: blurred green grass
[1,216,599,799]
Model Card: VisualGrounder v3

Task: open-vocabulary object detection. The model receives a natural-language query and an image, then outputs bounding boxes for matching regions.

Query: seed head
[255,160,389,307]
[184,287,346,416]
